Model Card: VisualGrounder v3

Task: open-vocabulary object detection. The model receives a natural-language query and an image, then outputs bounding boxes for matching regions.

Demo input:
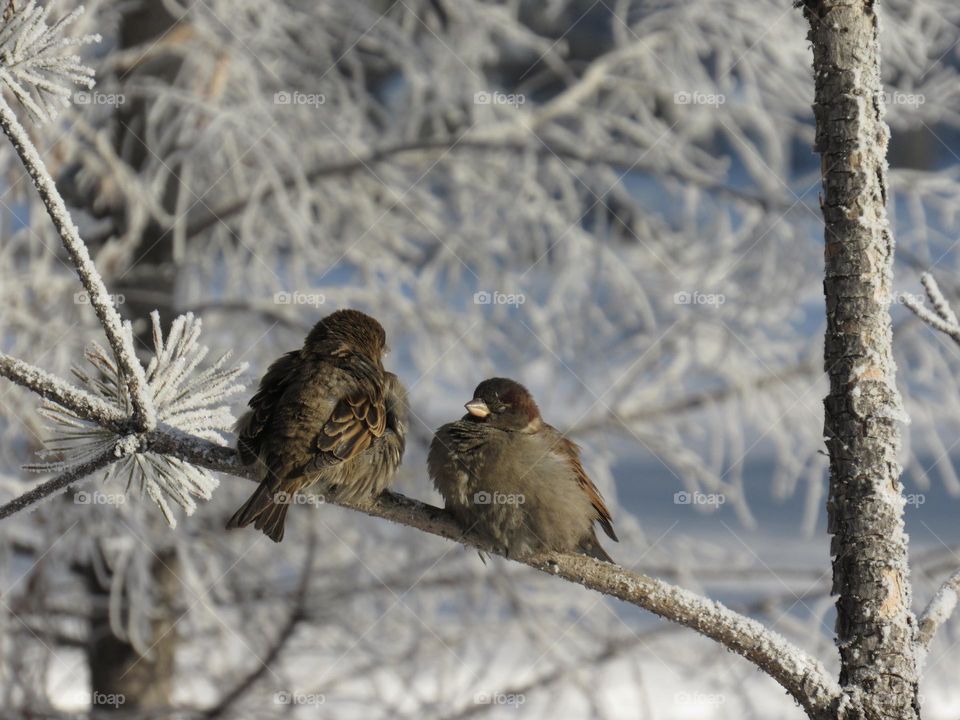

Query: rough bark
[86,548,179,718]
[804,1,920,718]
[0,421,852,715]
[142,432,848,719]
[77,3,189,714]
[0,450,119,520]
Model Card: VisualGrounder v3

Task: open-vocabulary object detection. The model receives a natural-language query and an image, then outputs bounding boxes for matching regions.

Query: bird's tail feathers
[580,531,614,563]
[226,480,288,543]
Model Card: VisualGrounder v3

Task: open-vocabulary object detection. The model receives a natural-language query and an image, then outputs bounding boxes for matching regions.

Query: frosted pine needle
[0,0,100,123]
[33,312,247,527]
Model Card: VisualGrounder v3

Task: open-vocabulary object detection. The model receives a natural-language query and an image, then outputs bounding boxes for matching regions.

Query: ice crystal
[0,0,99,123]
[33,312,247,526]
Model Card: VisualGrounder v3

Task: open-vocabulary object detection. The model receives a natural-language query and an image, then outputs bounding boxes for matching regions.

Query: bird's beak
[465,398,490,418]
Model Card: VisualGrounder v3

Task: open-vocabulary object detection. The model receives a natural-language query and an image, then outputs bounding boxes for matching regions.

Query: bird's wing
[382,372,408,459]
[236,349,302,465]
[311,383,387,467]
[558,437,619,542]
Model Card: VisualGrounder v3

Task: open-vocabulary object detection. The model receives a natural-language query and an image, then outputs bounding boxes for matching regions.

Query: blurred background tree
[2,1,960,717]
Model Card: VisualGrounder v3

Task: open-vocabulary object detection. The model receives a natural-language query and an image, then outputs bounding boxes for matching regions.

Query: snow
[0,0,959,717]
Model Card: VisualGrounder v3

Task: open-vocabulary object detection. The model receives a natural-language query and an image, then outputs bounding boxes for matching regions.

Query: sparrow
[227,309,407,542]
[428,377,617,561]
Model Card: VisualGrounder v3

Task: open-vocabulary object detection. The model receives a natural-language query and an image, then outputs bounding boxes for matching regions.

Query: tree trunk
[804,1,920,718]
[82,3,188,714]
[86,549,179,717]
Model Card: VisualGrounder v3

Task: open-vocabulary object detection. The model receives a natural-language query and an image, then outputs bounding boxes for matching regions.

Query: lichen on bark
[804,1,920,717]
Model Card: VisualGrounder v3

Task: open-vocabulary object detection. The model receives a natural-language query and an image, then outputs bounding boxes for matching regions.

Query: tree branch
[0,422,847,715]
[804,0,919,716]
[183,138,788,240]
[570,359,820,435]
[144,432,844,718]
[0,94,155,432]
[902,272,960,346]
[0,449,120,520]
[204,532,316,719]
[916,570,960,660]
[0,352,128,432]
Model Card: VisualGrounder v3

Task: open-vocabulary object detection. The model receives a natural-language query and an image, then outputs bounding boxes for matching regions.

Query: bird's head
[464,377,541,431]
[305,308,387,361]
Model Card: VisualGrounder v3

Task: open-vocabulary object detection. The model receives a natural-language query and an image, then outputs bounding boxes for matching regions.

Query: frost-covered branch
[0,5,154,431]
[0,92,153,429]
[805,1,919,716]
[186,137,783,239]
[571,359,821,435]
[0,0,98,123]
[916,570,960,660]
[902,272,960,345]
[0,410,847,715]
[204,532,316,719]
[0,448,119,520]
[0,351,127,431]
[0,313,246,526]
[141,434,844,719]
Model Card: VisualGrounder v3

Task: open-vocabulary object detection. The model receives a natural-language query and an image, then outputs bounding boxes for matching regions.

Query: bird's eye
[493,403,507,414]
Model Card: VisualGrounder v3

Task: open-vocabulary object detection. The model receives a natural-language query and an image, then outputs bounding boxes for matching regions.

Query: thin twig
[0,449,119,520]
[0,352,128,432]
[916,570,960,659]
[183,138,787,240]
[159,433,844,718]
[902,272,960,346]
[0,425,847,716]
[0,93,155,431]
[204,531,317,719]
